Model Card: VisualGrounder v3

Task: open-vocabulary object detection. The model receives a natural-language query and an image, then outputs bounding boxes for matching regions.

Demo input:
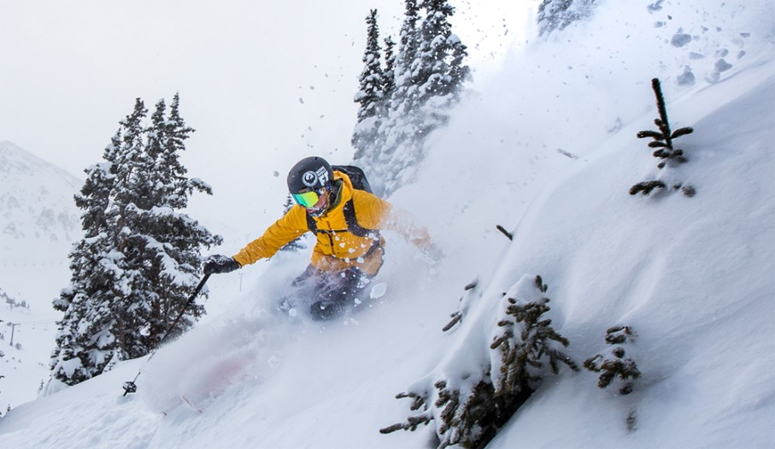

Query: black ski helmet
[287,156,334,194]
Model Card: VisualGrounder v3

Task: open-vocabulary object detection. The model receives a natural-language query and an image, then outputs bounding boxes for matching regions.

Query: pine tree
[49,134,124,389]
[584,326,641,395]
[47,95,221,390]
[353,0,421,196]
[630,78,695,197]
[352,9,387,161]
[355,0,470,197]
[382,36,397,102]
[132,94,221,347]
[415,0,470,104]
[383,275,577,449]
[392,0,422,114]
[490,276,579,396]
[103,98,155,359]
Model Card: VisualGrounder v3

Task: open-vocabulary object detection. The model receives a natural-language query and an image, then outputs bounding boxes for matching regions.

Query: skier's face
[293,187,328,216]
[306,190,327,214]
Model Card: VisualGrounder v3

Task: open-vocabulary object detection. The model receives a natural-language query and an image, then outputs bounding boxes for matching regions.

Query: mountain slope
[0,141,81,248]
[1,46,772,449]
[482,58,775,448]
[0,142,81,413]
[1,2,773,448]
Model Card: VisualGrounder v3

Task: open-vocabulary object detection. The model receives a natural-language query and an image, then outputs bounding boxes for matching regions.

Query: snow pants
[281,265,373,321]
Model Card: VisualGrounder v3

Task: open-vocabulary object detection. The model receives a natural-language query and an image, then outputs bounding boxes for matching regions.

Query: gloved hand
[203,254,241,275]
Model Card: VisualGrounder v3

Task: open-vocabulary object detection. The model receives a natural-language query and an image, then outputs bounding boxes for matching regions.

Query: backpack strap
[342,199,380,239]
[306,212,317,234]
[305,199,380,241]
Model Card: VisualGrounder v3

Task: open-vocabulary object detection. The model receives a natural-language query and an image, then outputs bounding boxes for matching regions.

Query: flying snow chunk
[671,31,692,47]
[370,283,387,299]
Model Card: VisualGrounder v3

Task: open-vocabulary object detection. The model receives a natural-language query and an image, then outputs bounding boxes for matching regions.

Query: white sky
[0,0,528,237]
[0,0,526,170]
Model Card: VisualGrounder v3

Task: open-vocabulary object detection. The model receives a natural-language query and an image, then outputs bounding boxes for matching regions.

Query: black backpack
[305,165,378,239]
[332,165,373,194]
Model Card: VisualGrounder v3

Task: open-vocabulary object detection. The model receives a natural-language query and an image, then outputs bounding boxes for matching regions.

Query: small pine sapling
[638,78,693,167]
[491,275,579,396]
[631,78,695,197]
[382,275,578,449]
[583,326,641,395]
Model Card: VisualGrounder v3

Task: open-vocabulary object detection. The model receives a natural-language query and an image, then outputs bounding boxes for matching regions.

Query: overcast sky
[0,0,527,237]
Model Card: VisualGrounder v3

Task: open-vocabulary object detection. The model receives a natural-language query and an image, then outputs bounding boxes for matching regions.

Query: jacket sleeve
[232,206,309,266]
[354,191,431,249]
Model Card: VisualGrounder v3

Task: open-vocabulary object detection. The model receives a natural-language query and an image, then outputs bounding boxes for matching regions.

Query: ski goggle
[292,189,324,208]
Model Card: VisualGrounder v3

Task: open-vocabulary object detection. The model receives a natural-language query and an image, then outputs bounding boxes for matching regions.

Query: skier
[203,156,440,321]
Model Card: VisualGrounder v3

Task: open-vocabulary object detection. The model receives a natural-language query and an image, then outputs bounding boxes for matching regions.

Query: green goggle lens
[292,190,320,208]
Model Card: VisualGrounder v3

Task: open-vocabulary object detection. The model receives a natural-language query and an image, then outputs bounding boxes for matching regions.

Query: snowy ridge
[0,141,81,249]
[0,142,81,414]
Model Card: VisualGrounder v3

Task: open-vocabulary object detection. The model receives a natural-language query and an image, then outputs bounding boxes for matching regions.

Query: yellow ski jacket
[233,171,430,275]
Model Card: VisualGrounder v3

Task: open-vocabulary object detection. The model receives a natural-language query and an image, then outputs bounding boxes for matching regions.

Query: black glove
[203,255,241,275]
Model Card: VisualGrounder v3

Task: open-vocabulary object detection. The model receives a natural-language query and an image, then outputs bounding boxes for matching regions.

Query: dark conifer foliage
[47,95,221,390]
[631,78,695,197]
[352,0,470,196]
[490,276,579,396]
[382,36,397,101]
[629,180,666,196]
[637,78,694,168]
[395,0,422,99]
[383,275,577,449]
[353,9,387,160]
[584,326,641,395]
[415,0,470,103]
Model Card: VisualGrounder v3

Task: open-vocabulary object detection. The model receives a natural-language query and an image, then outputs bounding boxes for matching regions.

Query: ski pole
[122,273,211,396]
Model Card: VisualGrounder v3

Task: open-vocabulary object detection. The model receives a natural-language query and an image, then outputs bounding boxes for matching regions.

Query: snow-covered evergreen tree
[414,0,470,105]
[537,0,599,36]
[49,130,124,388]
[383,275,577,448]
[352,9,387,162]
[382,36,397,103]
[584,326,641,395]
[631,78,695,197]
[354,0,470,197]
[128,94,221,349]
[47,95,220,391]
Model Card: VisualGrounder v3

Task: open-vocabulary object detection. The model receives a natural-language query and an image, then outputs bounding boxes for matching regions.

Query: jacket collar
[319,171,353,219]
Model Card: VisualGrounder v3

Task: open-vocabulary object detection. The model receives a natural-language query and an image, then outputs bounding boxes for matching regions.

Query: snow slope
[0,142,80,412]
[0,141,81,248]
[1,1,774,448]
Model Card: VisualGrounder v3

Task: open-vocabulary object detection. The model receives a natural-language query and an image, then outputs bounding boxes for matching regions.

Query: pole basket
[123,381,138,396]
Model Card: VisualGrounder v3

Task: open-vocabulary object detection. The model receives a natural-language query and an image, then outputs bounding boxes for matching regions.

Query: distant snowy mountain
[0,141,80,414]
[0,141,81,250]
